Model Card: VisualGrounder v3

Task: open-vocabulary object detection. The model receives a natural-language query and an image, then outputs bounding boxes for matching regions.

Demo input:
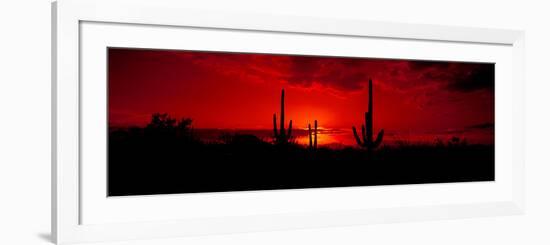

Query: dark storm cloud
[284,56,370,91]
[447,64,495,92]
[281,57,495,93]
[409,61,495,92]
[183,52,375,91]
[176,50,494,94]
[407,60,452,70]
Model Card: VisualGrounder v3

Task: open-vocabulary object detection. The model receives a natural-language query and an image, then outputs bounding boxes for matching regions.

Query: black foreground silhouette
[108,85,493,196]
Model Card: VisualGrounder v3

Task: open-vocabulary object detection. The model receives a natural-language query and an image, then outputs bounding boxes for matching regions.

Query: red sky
[108,48,494,144]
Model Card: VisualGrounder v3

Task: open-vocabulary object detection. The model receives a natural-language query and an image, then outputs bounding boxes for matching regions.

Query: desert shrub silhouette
[144,113,194,142]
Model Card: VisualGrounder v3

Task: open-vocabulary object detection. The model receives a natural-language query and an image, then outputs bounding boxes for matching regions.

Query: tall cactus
[273,89,293,144]
[352,79,384,151]
[309,120,318,150]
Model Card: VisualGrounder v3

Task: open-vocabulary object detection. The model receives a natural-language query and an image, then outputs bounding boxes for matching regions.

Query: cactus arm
[273,114,278,138]
[287,120,292,139]
[352,126,363,146]
[373,129,384,148]
[363,112,369,143]
[308,123,312,149]
[314,120,318,149]
[280,89,285,137]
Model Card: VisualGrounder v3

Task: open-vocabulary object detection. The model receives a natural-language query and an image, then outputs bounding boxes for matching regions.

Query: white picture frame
[52,0,525,244]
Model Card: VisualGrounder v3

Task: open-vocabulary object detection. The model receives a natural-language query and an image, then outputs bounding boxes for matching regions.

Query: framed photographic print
[52,0,525,244]
[107,48,496,196]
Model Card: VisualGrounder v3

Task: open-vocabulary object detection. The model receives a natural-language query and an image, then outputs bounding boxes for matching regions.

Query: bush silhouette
[144,113,194,142]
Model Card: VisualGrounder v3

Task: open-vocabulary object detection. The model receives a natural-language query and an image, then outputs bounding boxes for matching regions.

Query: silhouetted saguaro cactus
[273,89,293,144]
[352,79,384,151]
[309,120,318,150]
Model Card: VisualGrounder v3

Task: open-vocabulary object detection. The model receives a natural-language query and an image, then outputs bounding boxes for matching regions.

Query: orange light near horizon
[108,48,495,146]
[294,128,352,147]
[285,108,336,130]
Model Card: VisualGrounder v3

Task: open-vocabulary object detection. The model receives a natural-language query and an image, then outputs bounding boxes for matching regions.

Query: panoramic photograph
[107,48,495,196]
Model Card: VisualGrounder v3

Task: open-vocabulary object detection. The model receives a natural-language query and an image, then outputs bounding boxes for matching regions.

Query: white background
[80,21,514,225]
[0,0,548,244]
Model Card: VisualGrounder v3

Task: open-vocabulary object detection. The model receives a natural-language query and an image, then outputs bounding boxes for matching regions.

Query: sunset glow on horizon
[108,48,495,146]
